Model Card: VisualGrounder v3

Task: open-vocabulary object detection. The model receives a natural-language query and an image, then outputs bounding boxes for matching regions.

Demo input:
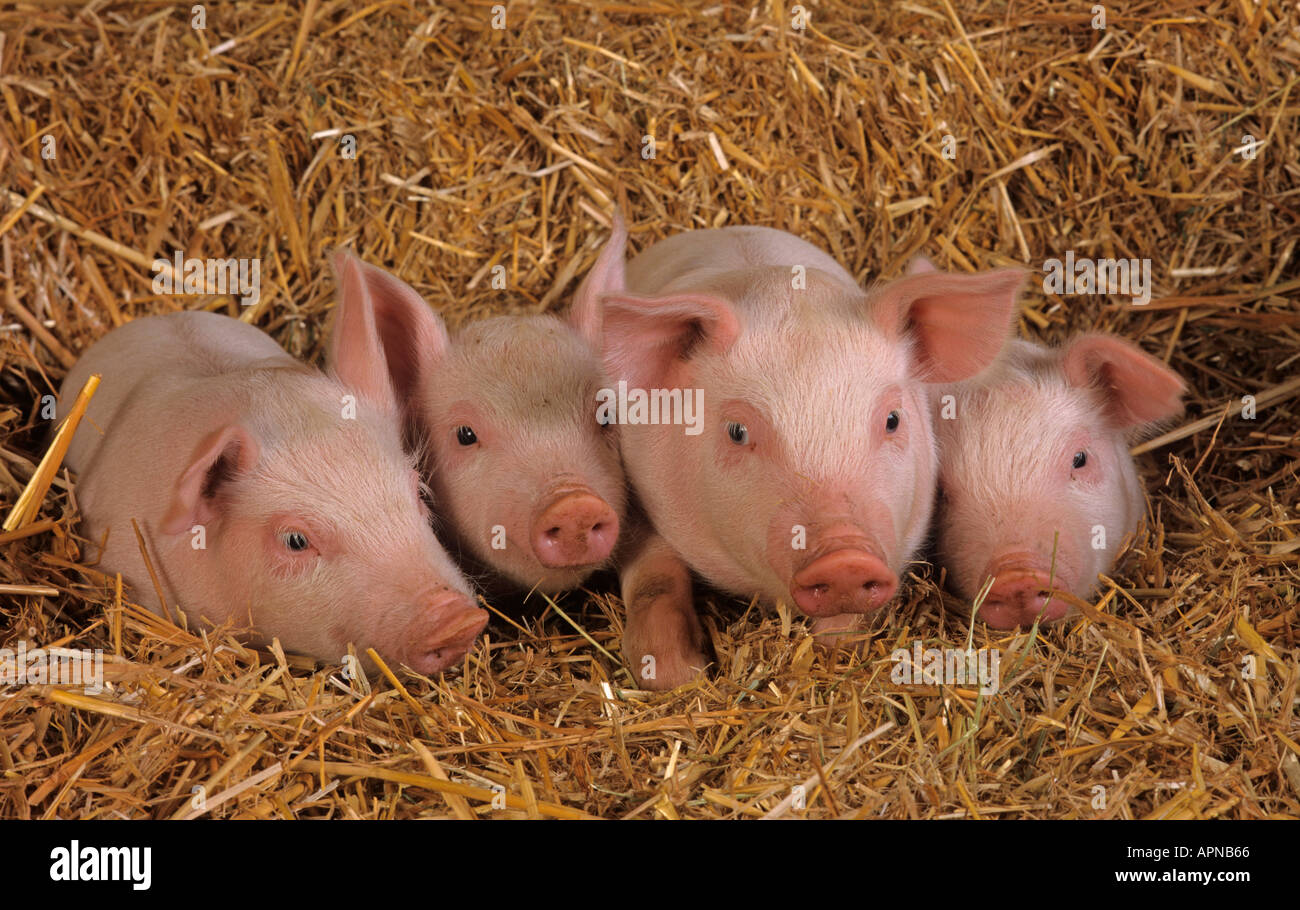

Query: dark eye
[456,426,478,446]
[1072,451,1087,469]
[597,410,613,428]
[886,410,900,433]
[726,421,749,445]
[282,531,310,552]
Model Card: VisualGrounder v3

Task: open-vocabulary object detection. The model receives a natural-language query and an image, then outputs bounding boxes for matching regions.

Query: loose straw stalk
[4,373,99,532]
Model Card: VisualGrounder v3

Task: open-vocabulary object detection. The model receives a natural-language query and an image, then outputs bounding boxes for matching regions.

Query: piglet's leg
[619,532,708,691]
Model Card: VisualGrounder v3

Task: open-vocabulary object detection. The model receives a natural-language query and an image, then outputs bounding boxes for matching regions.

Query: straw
[0,1,1295,820]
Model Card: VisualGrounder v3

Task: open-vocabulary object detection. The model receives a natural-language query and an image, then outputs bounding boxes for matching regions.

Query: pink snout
[978,564,1069,629]
[791,548,898,617]
[403,593,489,675]
[531,490,619,568]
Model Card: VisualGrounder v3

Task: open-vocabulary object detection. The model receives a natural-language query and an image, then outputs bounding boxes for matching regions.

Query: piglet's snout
[790,537,897,617]
[979,556,1069,629]
[402,591,488,675]
[530,490,619,568]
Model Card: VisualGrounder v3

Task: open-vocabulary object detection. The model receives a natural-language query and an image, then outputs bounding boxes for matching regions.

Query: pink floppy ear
[867,267,1025,382]
[160,424,260,535]
[328,250,450,410]
[569,212,629,350]
[1061,333,1186,430]
[600,293,741,391]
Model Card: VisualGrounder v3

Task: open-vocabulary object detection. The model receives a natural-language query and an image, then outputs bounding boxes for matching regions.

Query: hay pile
[1,1,1297,819]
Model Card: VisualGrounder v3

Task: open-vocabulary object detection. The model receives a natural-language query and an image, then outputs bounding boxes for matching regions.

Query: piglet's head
[347,248,626,592]
[937,333,1186,629]
[157,249,487,675]
[591,247,1023,622]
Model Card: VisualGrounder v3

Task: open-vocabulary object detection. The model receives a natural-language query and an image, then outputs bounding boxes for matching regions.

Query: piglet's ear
[868,267,1024,383]
[569,213,628,350]
[599,292,740,391]
[161,424,260,536]
[1061,333,1186,430]
[329,250,449,411]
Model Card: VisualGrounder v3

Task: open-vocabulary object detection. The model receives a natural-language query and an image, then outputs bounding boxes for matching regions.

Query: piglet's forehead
[249,423,417,502]
[430,332,605,420]
[715,323,914,407]
[954,381,1100,434]
[940,389,1104,485]
[434,375,603,431]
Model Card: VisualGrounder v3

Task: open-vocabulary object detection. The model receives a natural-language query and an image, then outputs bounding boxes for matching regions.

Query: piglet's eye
[726,421,749,445]
[1072,451,1087,469]
[281,530,311,552]
[886,410,900,433]
[456,426,478,446]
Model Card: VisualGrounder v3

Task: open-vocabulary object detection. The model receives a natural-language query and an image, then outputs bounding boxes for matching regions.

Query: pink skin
[59,281,488,675]
[343,257,626,593]
[572,217,1025,689]
[933,335,1186,629]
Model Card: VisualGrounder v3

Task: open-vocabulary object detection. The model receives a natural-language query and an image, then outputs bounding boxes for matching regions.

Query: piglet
[337,256,626,593]
[58,256,488,674]
[932,333,1186,628]
[571,219,1025,689]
